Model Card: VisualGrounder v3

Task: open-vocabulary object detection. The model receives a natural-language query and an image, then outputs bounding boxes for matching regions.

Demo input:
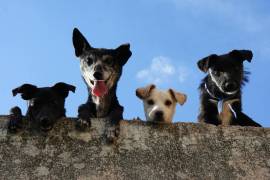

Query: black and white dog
[72,28,132,141]
[197,49,261,127]
[8,82,76,131]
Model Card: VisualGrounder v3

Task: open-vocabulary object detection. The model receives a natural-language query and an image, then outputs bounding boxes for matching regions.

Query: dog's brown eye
[147,99,154,105]
[165,100,172,106]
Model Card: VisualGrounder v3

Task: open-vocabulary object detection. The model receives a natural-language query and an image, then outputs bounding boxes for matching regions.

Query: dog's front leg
[106,105,123,143]
[198,96,220,125]
[219,99,240,126]
[76,102,96,131]
[8,106,23,132]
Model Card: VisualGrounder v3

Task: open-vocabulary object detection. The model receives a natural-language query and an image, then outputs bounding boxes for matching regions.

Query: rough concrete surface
[0,115,270,180]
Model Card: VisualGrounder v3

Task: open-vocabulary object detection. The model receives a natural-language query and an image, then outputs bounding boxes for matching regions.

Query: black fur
[8,82,76,132]
[72,28,132,142]
[197,49,261,127]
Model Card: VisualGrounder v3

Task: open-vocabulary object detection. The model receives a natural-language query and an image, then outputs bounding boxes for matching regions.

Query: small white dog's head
[136,84,187,123]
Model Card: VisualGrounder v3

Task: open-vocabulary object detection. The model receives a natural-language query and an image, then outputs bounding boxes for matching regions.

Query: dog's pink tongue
[92,80,108,97]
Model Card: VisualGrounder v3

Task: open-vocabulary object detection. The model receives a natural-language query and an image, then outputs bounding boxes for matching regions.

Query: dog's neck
[89,86,117,117]
[204,82,238,119]
[204,83,219,101]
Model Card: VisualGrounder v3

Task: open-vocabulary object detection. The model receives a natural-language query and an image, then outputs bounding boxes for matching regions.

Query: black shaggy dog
[8,82,76,132]
[72,28,132,142]
[197,49,261,127]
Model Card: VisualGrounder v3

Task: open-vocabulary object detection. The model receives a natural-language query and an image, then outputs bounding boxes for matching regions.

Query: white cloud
[136,56,189,85]
[178,66,189,83]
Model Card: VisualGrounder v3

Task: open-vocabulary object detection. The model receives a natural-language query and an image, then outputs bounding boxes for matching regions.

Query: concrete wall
[0,116,270,180]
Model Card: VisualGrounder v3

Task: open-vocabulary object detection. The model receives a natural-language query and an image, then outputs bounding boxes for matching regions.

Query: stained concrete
[0,115,270,180]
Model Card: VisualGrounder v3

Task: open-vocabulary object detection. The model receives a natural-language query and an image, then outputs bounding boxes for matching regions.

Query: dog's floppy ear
[12,84,38,100]
[72,28,92,57]
[136,84,155,100]
[115,43,132,66]
[52,82,76,98]
[197,54,218,73]
[229,49,253,63]
[168,89,187,105]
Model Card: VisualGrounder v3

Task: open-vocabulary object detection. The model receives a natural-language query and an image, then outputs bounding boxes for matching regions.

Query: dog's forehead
[34,88,59,101]
[85,48,116,57]
[150,89,172,100]
[213,54,242,69]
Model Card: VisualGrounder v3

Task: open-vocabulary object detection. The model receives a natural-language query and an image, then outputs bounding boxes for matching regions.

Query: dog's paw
[75,118,91,131]
[8,106,23,132]
[8,119,18,132]
[106,126,120,143]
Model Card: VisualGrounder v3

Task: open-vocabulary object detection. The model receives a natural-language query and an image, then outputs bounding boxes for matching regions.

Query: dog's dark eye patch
[87,57,93,65]
[165,100,172,106]
[212,69,221,76]
[147,99,154,105]
[102,55,114,66]
[103,58,113,66]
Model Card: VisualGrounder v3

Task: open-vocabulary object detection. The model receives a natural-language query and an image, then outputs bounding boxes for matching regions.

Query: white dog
[136,84,187,123]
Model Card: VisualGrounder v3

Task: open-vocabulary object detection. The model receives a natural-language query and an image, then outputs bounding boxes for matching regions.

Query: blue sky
[1,0,270,126]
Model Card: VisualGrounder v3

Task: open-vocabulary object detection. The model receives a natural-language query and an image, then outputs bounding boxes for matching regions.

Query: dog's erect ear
[115,43,132,66]
[136,84,155,100]
[52,82,76,98]
[72,28,92,57]
[169,89,187,105]
[12,84,38,100]
[197,54,218,73]
[229,50,253,63]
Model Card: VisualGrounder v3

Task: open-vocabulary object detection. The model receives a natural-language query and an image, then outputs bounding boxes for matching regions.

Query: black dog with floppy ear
[8,82,76,132]
[197,49,261,127]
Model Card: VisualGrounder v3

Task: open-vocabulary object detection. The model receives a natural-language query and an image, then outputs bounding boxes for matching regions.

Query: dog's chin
[224,90,239,95]
[40,125,53,132]
[148,117,166,123]
[220,86,239,96]
[40,124,53,132]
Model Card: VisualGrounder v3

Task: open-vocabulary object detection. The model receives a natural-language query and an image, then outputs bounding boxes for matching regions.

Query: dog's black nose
[40,117,50,127]
[93,72,103,80]
[225,82,238,91]
[155,111,164,121]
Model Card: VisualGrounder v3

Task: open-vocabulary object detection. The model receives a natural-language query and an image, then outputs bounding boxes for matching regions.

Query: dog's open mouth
[91,80,108,97]
[90,79,109,85]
